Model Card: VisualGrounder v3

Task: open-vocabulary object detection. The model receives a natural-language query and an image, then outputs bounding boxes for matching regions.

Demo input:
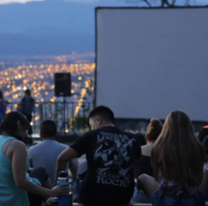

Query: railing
[7,101,92,136]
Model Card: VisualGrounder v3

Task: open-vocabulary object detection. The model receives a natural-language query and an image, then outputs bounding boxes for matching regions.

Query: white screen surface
[96,8,208,121]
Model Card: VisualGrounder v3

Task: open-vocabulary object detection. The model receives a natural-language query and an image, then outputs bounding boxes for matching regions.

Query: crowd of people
[0,102,208,206]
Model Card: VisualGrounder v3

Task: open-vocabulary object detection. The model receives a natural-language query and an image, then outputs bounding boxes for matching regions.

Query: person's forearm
[18,179,51,197]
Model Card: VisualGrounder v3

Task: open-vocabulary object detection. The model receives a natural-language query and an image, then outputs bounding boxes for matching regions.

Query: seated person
[56,106,141,206]
[0,112,68,206]
[28,120,78,195]
[137,111,205,206]
[133,118,162,203]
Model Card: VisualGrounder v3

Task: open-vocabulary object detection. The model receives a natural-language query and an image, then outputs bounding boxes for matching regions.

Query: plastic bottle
[57,171,71,206]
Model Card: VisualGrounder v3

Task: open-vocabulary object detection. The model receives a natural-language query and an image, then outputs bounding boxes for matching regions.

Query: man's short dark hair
[88,106,114,123]
[40,120,57,138]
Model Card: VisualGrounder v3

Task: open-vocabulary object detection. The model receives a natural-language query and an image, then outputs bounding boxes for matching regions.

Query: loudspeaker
[54,73,71,97]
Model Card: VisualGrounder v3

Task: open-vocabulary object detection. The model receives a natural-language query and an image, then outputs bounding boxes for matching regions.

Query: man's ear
[17,121,22,130]
[95,116,102,125]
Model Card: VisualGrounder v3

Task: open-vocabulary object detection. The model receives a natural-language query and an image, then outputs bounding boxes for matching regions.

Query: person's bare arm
[11,141,68,197]
[137,174,159,197]
[56,147,79,180]
[68,158,78,179]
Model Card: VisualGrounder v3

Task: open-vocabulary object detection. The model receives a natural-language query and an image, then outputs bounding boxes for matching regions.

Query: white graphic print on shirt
[94,131,135,187]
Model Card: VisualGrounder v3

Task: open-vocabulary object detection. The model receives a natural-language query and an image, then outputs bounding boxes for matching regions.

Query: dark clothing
[70,126,141,206]
[25,114,32,135]
[19,96,34,135]
[151,189,205,206]
[0,100,6,123]
[20,96,35,115]
[137,155,153,177]
[77,161,88,195]
[135,133,146,146]
[28,167,49,206]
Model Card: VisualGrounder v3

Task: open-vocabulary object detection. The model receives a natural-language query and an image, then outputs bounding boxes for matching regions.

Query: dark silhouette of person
[18,89,35,136]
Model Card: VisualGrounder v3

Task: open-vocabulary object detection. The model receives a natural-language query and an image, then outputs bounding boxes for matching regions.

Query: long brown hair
[151,110,204,185]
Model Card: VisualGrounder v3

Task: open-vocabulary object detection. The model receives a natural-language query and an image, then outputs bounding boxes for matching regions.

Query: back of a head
[146,119,163,142]
[25,89,31,96]
[88,106,114,124]
[40,120,57,138]
[0,111,29,139]
[152,110,204,184]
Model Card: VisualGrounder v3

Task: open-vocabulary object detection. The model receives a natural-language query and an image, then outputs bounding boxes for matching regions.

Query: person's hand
[49,184,69,197]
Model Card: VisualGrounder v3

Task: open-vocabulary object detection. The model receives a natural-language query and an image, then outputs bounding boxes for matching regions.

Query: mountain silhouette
[0,0,95,55]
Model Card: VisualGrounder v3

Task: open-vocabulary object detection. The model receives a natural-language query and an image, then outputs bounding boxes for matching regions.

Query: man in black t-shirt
[56,106,141,206]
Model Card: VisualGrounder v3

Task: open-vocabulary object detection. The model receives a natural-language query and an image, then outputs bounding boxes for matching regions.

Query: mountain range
[0,0,96,55]
[0,0,207,55]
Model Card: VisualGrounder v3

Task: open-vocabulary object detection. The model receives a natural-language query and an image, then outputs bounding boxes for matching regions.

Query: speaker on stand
[54,73,71,97]
[54,73,72,138]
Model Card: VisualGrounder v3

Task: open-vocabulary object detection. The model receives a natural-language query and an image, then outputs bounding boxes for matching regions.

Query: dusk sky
[0,0,207,55]
[0,0,207,33]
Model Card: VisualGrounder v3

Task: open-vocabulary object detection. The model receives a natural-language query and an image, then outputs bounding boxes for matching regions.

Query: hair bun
[150,119,161,127]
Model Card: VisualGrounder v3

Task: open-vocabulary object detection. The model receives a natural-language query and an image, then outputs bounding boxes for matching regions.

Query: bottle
[57,171,71,206]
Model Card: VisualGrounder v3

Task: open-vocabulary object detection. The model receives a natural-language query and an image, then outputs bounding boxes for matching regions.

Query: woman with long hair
[0,112,68,206]
[138,110,205,205]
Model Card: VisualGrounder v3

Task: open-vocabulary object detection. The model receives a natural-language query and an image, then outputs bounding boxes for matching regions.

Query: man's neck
[42,137,56,141]
[102,123,115,127]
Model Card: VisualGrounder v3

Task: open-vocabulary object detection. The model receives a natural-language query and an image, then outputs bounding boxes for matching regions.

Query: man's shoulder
[28,142,44,153]
[54,141,68,149]
[78,127,136,141]
[29,141,68,154]
[84,127,135,137]
[84,130,99,137]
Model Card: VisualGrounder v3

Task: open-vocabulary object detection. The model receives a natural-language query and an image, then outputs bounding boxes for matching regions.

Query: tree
[125,0,204,7]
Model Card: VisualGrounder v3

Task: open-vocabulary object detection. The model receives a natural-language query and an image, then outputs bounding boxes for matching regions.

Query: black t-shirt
[137,155,153,177]
[71,126,141,206]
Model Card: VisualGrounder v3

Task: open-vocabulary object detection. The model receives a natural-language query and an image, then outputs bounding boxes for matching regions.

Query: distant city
[0,52,95,127]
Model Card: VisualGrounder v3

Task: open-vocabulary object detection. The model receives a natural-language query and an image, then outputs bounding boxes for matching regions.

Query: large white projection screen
[96,8,208,121]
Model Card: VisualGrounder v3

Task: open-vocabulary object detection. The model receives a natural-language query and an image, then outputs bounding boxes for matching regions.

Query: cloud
[0,0,45,5]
